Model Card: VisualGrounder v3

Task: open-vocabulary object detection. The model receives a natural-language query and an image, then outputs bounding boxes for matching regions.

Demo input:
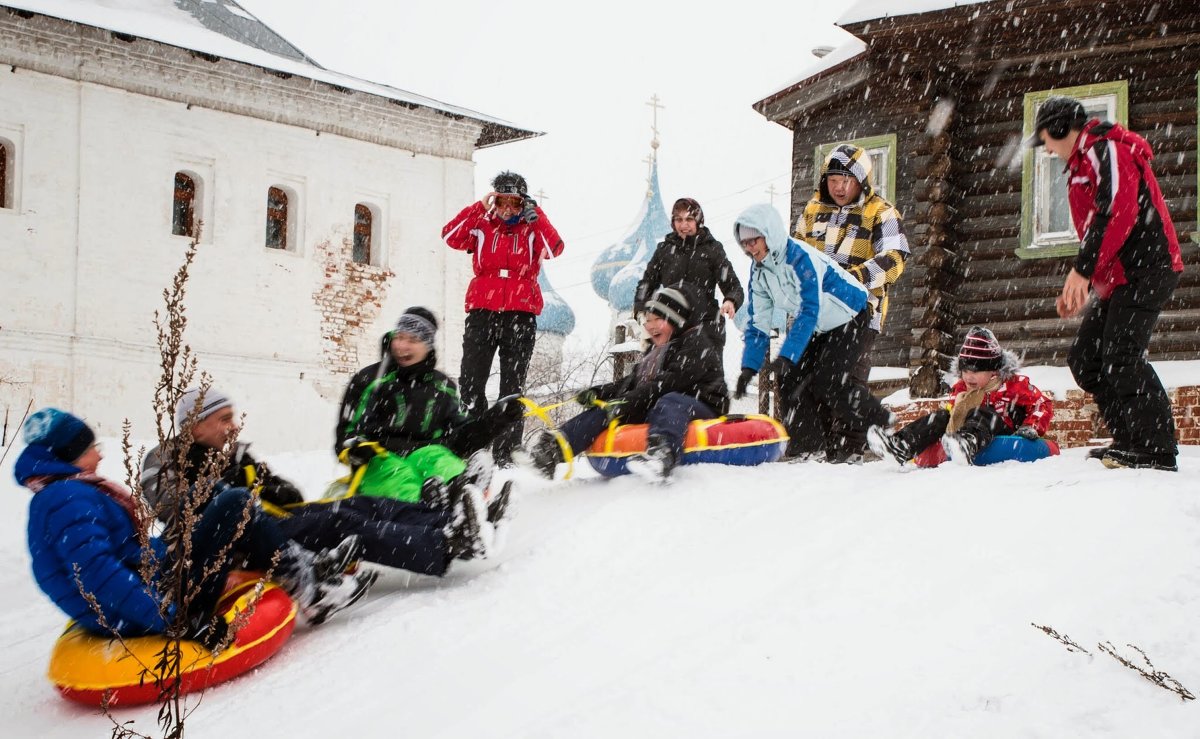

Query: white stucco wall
[0,56,480,453]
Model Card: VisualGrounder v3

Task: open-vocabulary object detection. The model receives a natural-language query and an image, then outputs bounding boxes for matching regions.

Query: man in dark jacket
[525,284,729,482]
[634,197,743,352]
[1034,96,1184,472]
[442,170,565,466]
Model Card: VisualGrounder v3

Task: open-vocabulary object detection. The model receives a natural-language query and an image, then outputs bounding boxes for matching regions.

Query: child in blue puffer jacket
[15,408,371,646]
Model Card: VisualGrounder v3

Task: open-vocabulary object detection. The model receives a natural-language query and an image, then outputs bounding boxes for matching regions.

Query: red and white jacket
[947,374,1053,436]
[441,201,564,314]
[1066,120,1183,300]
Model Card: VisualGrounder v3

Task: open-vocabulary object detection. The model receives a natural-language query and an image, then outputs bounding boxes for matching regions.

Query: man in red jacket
[1033,96,1184,472]
[442,171,565,465]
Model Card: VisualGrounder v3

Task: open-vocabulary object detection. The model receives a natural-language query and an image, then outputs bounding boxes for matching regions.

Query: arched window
[266,186,289,250]
[0,140,9,209]
[353,203,372,264]
[172,172,196,236]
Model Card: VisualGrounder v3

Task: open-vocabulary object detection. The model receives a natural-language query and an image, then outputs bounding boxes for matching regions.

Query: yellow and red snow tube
[585,414,789,477]
[49,574,296,706]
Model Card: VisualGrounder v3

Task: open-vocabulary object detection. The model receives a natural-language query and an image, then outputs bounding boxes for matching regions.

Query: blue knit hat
[22,408,96,463]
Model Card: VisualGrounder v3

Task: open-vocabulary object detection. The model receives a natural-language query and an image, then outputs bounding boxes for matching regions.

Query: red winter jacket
[441,201,565,314]
[1066,120,1183,300]
[948,374,1053,436]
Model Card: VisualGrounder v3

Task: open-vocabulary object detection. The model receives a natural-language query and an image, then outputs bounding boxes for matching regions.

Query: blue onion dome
[536,269,575,336]
[604,162,671,312]
[590,232,638,300]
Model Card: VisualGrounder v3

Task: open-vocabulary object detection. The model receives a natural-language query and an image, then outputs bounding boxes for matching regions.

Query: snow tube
[49,573,297,706]
[913,434,1061,468]
[586,414,789,477]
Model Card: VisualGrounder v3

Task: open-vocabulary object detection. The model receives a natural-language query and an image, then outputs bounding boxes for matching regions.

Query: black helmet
[1027,96,1087,148]
[492,171,528,196]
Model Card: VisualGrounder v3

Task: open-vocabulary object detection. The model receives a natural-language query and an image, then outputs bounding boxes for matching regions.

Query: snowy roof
[3,0,538,147]
[837,0,995,26]
[594,159,670,312]
[754,35,868,108]
[536,270,576,336]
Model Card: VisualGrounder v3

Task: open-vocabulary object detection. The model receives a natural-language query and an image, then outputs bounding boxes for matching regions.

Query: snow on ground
[2,437,1199,738]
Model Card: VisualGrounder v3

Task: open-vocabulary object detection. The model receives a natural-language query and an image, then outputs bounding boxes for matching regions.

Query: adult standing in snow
[733,203,892,462]
[634,197,744,353]
[1034,96,1184,472]
[794,144,910,462]
[442,171,565,466]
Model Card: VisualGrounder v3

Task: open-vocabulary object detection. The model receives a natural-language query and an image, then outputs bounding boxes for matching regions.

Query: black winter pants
[824,329,877,459]
[782,309,892,456]
[892,406,1007,463]
[459,309,537,464]
[1067,269,1179,457]
[278,496,451,576]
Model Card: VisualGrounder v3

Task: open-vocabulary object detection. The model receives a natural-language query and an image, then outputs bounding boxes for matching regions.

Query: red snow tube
[913,434,1061,468]
[49,572,296,706]
[585,414,789,477]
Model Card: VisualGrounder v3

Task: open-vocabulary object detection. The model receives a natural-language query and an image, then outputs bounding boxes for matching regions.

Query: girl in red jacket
[868,327,1053,466]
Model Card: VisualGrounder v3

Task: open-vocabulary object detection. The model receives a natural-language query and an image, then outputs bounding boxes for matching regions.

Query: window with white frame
[815,134,896,202]
[1019,82,1128,257]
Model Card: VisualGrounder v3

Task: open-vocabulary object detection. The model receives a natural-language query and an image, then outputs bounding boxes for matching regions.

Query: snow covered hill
[2,444,1198,738]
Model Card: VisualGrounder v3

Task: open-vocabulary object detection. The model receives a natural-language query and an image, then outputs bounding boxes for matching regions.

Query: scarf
[947,376,1002,433]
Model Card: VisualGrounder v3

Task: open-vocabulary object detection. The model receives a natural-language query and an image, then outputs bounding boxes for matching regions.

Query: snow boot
[626,436,676,482]
[487,480,513,525]
[867,425,912,466]
[1087,445,1114,461]
[519,432,563,479]
[1100,449,1178,472]
[306,569,379,626]
[942,431,980,466]
[444,483,489,560]
[311,534,363,582]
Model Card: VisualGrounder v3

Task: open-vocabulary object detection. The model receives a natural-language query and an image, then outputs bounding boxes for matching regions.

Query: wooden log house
[755,0,1200,397]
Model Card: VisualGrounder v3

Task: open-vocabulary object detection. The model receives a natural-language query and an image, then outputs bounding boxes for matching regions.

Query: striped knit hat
[175,387,233,431]
[644,286,692,330]
[391,306,438,350]
[957,327,1003,372]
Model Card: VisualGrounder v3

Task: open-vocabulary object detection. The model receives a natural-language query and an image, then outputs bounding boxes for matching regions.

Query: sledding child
[142,386,304,523]
[336,307,522,505]
[867,327,1053,466]
[16,409,371,649]
[523,283,729,482]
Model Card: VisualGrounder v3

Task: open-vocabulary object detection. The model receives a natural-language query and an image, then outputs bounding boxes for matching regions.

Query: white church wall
[0,62,480,453]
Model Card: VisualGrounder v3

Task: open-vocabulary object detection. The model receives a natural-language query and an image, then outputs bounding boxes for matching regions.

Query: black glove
[575,387,602,407]
[184,612,229,651]
[484,394,525,424]
[341,437,377,467]
[1013,426,1040,441]
[520,197,539,224]
[603,400,628,422]
[734,368,755,400]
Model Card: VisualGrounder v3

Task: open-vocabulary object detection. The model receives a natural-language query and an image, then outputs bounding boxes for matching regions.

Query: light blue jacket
[736,203,868,372]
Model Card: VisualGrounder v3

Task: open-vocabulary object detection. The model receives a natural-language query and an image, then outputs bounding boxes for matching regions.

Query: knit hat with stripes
[644,285,692,331]
[175,387,234,431]
[957,327,1003,372]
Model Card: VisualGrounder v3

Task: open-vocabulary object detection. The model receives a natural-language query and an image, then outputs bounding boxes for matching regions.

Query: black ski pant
[781,309,892,457]
[278,496,451,576]
[1067,268,1179,457]
[459,309,537,465]
[824,328,876,460]
[892,406,1006,463]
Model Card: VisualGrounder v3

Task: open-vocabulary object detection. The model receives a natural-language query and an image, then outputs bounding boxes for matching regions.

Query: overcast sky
[238,0,857,345]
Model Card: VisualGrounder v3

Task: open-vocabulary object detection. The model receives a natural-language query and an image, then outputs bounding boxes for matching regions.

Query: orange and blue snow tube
[585,414,789,477]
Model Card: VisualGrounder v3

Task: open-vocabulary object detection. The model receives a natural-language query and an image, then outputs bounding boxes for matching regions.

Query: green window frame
[814,133,897,202]
[1018,81,1128,259]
